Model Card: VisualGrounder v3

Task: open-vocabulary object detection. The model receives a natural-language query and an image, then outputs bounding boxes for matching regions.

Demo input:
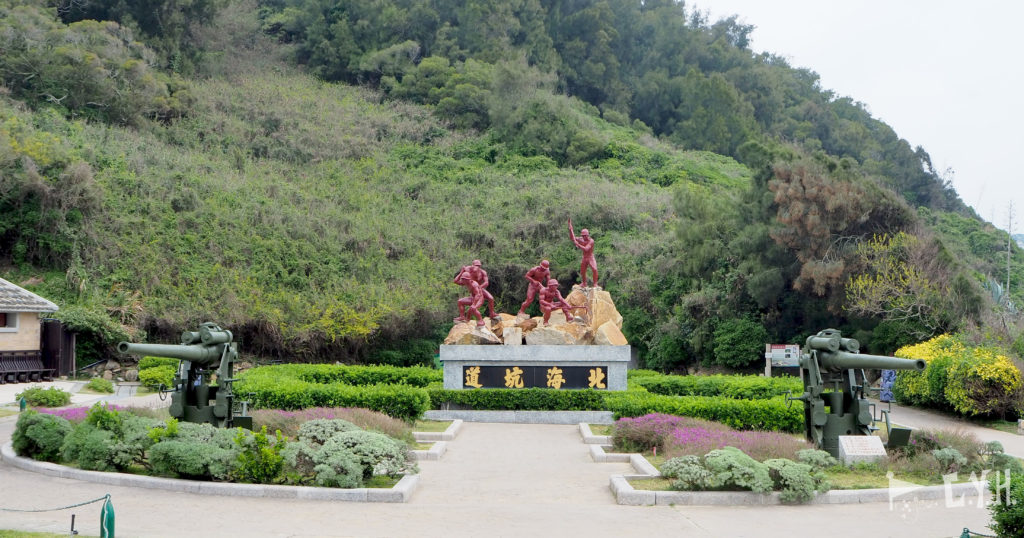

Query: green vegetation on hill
[0,0,1021,370]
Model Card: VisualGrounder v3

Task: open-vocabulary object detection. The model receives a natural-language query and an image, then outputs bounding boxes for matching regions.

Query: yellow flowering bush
[893,334,1024,417]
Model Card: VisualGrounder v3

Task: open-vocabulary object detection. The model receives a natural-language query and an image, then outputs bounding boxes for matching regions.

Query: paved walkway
[0,383,998,537]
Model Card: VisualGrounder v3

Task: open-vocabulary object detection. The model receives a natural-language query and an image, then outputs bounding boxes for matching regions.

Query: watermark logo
[887,469,1012,513]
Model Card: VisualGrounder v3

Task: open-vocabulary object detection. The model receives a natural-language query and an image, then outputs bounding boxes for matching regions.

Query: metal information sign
[462,365,610,389]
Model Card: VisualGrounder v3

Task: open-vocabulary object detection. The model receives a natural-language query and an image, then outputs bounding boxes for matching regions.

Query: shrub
[138,356,180,371]
[149,440,238,480]
[61,423,115,471]
[251,407,414,443]
[15,386,71,407]
[281,440,363,488]
[990,472,1024,538]
[931,448,967,474]
[703,447,772,493]
[605,392,803,433]
[764,458,828,503]
[711,319,769,368]
[233,426,287,484]
[661,455,712,490]
[11,410,72,461]
[796,449,837,470]
[633,375,801,400]
[323,430,417,480]
[893,334,963,406]
[944,349,1024,417]
[612,413,731,453]
[86,377,115,393]
[296,419,360,446]
[428,387,607,412]
[39,405,124,423]
[139,365,176,390]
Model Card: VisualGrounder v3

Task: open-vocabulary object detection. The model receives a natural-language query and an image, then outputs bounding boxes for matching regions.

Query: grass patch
[976,419,1020,435]
[364,475,401,488]
[588,424,613,436]
[413,420,452,433]
[629,477,672,491]
[413,442,433,451]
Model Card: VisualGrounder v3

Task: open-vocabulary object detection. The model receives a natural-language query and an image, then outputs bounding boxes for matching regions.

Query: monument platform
[440,345,629,391]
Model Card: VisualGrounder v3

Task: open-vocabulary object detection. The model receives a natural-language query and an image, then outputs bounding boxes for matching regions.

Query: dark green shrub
[990,472,1024,537]
[149,440,238,480]
[703,447,772,493]
[138,356,180,371]
[60,423,115,471]
[604,392,803,433]
[427,388,608,412]
[11,410,72,461]
[233,426,286,484]
[15,386,71,407]
[661,455,712,490]
[139,365,176,390]
[764,458,828,503]
[711,319,769,368]
[633,375,801,400]
[86,377,115,393]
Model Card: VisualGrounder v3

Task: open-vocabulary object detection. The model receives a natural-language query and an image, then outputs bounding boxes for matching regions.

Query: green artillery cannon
[787,329,925,457]
[118,322,252,429]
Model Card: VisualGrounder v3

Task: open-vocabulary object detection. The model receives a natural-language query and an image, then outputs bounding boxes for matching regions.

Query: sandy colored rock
[518,318,538,333]
[502,327,523,345]
[593,320,628,346]
[124,369,139,382]
[525,325,580,345]
[444,322,502,345]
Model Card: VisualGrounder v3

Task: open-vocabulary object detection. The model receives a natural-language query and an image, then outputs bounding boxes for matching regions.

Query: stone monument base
[441,345,629,391]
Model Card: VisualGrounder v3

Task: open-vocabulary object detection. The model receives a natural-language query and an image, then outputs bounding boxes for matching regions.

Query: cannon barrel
[816,350,926,373]
[117,342,222,366]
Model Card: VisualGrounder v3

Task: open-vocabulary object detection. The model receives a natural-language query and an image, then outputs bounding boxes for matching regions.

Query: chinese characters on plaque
[463,365,610,389]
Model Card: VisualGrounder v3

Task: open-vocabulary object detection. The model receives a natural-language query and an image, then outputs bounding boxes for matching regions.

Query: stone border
[412,441,447,461]
[413,419,463,441]
[581,425,990,506]
[578,422,611,445]
[425,410,614,424]
[1,442,418,502]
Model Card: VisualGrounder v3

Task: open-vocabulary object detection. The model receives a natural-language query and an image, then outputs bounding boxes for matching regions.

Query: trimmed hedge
[138,356,180,370]
[632,375,802,400]
[236,365,432,422]
[428,388,608,411]
[604,392,803,433]
[243,364,441,388]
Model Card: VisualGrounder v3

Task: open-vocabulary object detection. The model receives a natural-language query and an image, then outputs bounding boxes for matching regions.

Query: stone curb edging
[412,441,447,461]
[1,442,418,502]
[582,427,990,506]
[413,419,463,441]
[425,410,614,424]
[577,423,612,445]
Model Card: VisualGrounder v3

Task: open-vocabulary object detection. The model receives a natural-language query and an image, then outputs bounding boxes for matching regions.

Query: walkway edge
[1,442,418,502]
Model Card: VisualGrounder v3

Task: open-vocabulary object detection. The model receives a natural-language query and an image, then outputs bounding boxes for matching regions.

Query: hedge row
[427,387,803,433]
[243,364,441,388]
[604,393,804,433]
[236,367,432,422]
[632,374,802,400]
[427,388,608,411]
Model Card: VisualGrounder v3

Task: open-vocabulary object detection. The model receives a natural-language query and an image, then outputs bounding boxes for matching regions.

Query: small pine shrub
[149,440,238,480]
[60,423,115,471]
[764,458,828,504]
[796,449,837,470]
[86,377,115,393]
[15,386,71,407]
[233,426,286,484]
[931,448,967,474]
[322,430,416,479]
[281,440,363,488]
[296,418,360,446]
[11,410,72,461]
[702,447,772,493]
[661,455,711,490]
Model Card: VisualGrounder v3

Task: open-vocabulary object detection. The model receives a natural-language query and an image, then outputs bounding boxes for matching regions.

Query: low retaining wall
[426,410,614,424]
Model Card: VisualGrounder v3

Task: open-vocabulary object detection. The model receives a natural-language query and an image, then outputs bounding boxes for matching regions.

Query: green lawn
[413,420,452,433]
[588,424,613,436]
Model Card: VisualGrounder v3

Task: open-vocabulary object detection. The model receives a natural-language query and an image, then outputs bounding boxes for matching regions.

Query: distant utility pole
[1008,201,1015,302]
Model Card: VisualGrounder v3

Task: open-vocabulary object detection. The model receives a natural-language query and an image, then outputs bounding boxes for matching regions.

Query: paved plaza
[0,382,999,537]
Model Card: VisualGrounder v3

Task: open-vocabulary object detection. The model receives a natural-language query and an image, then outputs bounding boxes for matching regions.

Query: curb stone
[412,441,447,461]
[577,422,612,445]
[413,419,463,441]
[425,410,613,424]
[1,442,417,502]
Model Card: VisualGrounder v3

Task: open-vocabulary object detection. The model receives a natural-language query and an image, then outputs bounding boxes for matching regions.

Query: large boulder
[593,320,628,346]
[525,325,581,345]
[502,327,523,345]
[444,322,502,345]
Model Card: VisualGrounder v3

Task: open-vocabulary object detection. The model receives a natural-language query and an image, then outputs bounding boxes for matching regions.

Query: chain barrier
[0,494,110,513]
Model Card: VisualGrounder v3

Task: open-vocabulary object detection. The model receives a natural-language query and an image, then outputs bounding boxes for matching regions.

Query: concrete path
[0,382,997,537]
[879,399,1024,457]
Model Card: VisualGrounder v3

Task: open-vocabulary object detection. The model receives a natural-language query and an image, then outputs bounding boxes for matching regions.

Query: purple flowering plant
[613,413,810,461]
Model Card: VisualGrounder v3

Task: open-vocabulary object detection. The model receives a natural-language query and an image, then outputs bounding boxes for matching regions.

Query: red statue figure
[539,279,584,325]
[518,259,551,315]
[569,217,598,287]
[468,259,496,318]
[453,266,486,326]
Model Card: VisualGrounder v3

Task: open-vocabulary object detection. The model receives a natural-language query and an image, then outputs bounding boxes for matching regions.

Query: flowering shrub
[39,405,125,423]
[251,407,414,442]
[894,335,1024,417]
[611,413,810,461]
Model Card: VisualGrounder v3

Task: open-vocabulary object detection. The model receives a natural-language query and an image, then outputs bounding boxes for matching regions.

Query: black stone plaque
[461,365,610,389]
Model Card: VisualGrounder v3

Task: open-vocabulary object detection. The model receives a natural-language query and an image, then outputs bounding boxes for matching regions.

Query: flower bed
[611,413,809,461]
[12,403,418,489]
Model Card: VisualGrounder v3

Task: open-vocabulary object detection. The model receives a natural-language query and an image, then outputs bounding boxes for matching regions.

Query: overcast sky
[693,0,1024,233]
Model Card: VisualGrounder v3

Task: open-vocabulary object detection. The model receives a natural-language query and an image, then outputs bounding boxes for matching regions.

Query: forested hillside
[1,0,1021,370]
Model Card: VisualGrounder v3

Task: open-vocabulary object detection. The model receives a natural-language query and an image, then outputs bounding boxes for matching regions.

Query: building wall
[0,312,42,351]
